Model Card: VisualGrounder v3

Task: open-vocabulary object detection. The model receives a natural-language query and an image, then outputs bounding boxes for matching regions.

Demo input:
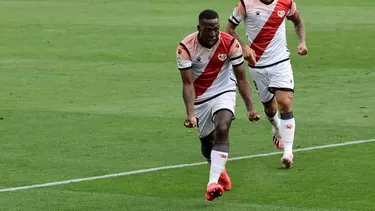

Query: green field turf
[0,0,375,210]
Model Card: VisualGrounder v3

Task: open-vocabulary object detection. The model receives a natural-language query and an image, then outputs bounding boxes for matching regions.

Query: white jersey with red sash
[176,32,244,104]
[229,0,298,68]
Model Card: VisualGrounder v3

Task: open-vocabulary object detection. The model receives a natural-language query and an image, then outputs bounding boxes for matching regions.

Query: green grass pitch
[0,0,375,210]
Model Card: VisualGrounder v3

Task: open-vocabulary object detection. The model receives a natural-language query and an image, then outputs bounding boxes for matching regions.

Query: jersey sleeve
[287,0,299,21]
[228,39,244,67]
[228,1,246,26]
[176,43,192,71]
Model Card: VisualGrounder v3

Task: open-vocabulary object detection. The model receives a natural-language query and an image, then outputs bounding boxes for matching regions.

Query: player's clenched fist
[247,109,261,122]
[184,116,197,128]
[297,42,308,56]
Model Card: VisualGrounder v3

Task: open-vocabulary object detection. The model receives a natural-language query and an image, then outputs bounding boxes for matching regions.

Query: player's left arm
[287,1,308,55]
[233,64,253,111]
[229,39,260,121]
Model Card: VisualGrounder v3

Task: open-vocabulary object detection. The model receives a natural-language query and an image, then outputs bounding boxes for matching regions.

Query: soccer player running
[225,0,308,168]
[176,9,260,201]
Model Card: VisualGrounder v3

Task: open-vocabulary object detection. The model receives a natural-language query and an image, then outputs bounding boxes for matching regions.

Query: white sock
[267,111,281,131]
[208,150,228,186]
[280,118,295,155]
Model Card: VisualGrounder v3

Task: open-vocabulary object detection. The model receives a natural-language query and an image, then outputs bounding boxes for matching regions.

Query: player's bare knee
[278,101,292,113]
[213,109,233,140]
[212,109,232,152]
[275,91,293,112]
[213,122,230,153]
[214,122,229,140]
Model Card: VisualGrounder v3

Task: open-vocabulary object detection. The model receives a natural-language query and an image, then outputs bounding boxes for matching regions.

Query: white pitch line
[1,139,374,193]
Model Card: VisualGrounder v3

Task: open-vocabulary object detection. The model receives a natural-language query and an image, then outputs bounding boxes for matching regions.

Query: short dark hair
[198,9,219,21]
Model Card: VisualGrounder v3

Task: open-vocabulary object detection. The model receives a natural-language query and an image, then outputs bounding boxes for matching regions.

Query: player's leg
[250,68,284,149]
[199,132,214,164]
[194,101,224,200]
[199,131,231,191]
[195,101,216,165]
[262,96,284,149]
[275,90,294,168]
[268,61,295,168]
[205,109,232,200]
[205,92,236,200]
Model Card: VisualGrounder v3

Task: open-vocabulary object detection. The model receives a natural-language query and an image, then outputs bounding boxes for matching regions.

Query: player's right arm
[225,1,256,64]
[176,44,196,128]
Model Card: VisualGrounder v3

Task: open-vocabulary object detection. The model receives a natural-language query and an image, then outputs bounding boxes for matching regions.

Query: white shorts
[250,60,294,103]
[194,91,236,138]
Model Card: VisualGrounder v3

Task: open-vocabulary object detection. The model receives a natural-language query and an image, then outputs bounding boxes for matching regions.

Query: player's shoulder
[219,32,237,47]
[178,32,198,55]
[179,32,198,47]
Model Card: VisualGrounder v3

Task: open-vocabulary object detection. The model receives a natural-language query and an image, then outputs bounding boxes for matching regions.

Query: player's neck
[199,41,217,49]
[260,0,274,5]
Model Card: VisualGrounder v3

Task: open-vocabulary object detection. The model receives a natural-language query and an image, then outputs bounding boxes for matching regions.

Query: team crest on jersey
[277,10,285,18]
[218,54,227,61]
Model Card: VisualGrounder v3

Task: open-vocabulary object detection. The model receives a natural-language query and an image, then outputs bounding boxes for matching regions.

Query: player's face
[198,18,220,48]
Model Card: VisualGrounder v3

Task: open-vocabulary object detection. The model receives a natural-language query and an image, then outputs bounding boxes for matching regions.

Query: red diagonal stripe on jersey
[249,0,289,66]
[194,40,228,98]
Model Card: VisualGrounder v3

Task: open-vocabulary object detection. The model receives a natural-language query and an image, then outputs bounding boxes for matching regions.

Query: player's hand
[242,45,257,64]
[184,116,197,128]
[297,42,308,56]
[247,109,261,122]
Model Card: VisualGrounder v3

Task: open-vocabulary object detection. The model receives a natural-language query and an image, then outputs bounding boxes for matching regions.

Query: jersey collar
[260,0,275,5]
